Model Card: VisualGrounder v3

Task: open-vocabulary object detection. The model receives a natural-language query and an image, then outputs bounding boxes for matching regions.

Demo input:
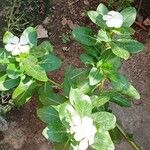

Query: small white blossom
[5,35,30,56]
[103,11,123,28]
[69,115,97,150]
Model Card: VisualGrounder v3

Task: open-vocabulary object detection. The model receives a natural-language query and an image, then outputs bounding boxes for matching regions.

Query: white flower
[69,115,97,150]
[5,35,30,56]
[103,11,123,28]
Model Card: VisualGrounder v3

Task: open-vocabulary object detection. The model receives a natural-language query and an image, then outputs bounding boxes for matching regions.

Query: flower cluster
[5,35,30,56]
[67,106,97,150]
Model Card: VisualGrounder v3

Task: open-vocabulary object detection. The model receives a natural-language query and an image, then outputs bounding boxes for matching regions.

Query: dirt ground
[0,0,150,150]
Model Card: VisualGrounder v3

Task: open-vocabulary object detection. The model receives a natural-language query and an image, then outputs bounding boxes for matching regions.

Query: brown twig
[135,21,147,30]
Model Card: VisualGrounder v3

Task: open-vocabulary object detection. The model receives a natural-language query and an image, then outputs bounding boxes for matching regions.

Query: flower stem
[48,79,62,88]
[116,124,141,150]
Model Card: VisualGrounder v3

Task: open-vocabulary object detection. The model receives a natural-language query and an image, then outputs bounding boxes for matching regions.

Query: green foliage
[0,2,144,150]
[0,27,61,107]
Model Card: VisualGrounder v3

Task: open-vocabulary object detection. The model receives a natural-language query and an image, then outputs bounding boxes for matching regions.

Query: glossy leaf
[63,66,92,95]
[87,11,106,28]
[6,63,22,79]
[91,112,116,132]
[91,95,110,108]
[121,84,140,100]
[89,67,103,86]
[108,92,132,107]
[3,31,14,44]
[37,106,61,124]
[42,124,68,143]
[22,27,37,47]
[12,78,37,106]
[96,3,109,15]
[0,75,20,91]
[92,131,115,150]
[39,54,62,72]
[114,39,144,53]
[97,30,110,42]
[39,82,66,106]
[72,27,96,46]
[121,7,136,27]
[80,53,95,65]
[21,55,48,82]
[109,42,130,60]
[69,88,92,116]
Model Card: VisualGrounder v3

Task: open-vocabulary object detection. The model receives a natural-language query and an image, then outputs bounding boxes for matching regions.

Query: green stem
[48,79,62,88]
[116,124,141,150]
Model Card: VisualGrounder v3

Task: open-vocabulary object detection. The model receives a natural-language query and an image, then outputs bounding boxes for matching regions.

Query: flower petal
[103,14,112,21]
[79,139,89,150]
[19,35,29,45]
[74,130,85,141]
[19,45,30,53]
[103,11,123,28]
[10,36,19,44]
[82,116,93,126]
[11,48,21,56]
[72,115,82,126]
[5,44,14,52]
[89,135,95,145]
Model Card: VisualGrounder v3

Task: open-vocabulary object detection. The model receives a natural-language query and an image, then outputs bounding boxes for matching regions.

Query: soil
[0,0,150,150]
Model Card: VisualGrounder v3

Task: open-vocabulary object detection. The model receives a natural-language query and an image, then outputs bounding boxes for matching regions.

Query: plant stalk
[116,124,141,150]
[48,79,62,88]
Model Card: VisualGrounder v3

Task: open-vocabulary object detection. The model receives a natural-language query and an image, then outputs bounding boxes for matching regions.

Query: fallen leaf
[143,18,150,26]
[36,25,48,39]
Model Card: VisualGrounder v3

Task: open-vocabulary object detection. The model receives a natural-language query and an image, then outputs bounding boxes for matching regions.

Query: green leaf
[109,127,123,144]
[121,7,136,27]
[114,39,144,53]
[87,11,106,28]
[39,41,53,53]
[39,82,67,106]
[21,55,48,82]
[109,73,130,91]
[0,75,20,91]
[92,131,115,150]
[6,63,22,79]
[42,124,68,143]
[3,31,14,44]
[91,112,116,132]
[12,79,37,107]
[89,67,103,86]
[37,106,61,124]
[69,88,92,116]
[0,48,9,64]
[108,92,131,107]
[100,50,121,71]
[109,72,140,100]
[112,27,135,36]
[39,54,62,72]
[97,30,110,42]
[121,84,140,100]
[109,42,130,60]
[22,27,37,47]
[82,45,101,59]
[30,41,53,58]
[72,27,96,46]
[80,53,95,65]
[96,3,109,15]
[63,66,92,96]
[59,102,72,125]
[91,95,110,108]
[53,142,70,150]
